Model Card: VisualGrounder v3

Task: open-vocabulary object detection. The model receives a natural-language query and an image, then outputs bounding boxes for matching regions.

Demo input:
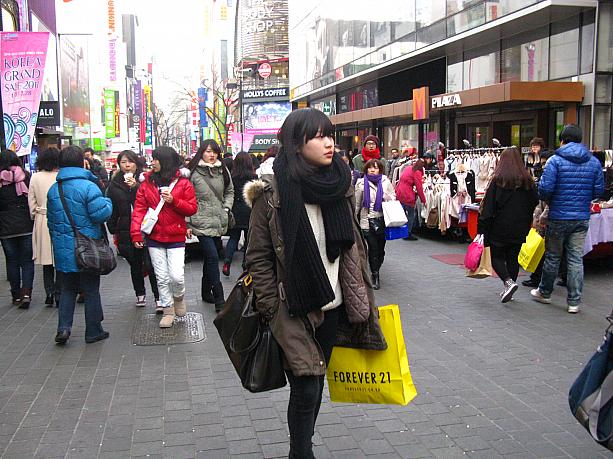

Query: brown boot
[18,288,32,309]
[174,296,187,317]
[159,307,175,328]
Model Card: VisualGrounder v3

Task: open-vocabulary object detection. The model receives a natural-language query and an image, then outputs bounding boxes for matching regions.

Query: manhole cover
[132,312,206,345]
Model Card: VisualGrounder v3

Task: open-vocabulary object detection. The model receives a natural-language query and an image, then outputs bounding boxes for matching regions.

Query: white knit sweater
[304,203,343,311]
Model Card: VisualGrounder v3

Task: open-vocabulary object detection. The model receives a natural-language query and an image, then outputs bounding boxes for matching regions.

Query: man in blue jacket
[531,125,604,313]
[47,146,113,344]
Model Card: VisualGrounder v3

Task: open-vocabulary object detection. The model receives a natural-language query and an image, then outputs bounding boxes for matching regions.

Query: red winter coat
[130,170,197,244]
[396,167,426,208]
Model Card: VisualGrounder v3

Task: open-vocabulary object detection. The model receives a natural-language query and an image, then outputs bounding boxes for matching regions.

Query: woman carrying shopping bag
[131,147,197,328]
[28,147,60,307]
[244,108,386,458]
[187,139,235,311]
[478,147,538,303]
[354,158,395,290]
[107,150,160,310]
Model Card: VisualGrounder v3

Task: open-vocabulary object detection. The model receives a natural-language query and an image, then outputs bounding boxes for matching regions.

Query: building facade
[234,0,290,152]
[290,0,613,155]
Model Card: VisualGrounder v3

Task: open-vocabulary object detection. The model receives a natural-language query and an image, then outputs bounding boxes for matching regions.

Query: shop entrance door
[458,124,491,148]
[493,120,536,150]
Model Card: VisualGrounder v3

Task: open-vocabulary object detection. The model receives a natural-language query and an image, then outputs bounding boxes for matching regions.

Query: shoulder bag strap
[197,169,225,204]
[58,182,78,237]
[150,178,179,218]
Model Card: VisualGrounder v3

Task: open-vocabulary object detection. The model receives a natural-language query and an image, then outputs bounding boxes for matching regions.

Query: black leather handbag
[213,272,286,393]
[369,216,386,235]
[58,183,117,276]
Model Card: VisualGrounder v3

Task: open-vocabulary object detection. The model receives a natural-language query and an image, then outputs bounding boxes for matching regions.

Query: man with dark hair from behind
[530,124,604,313]
[83,147,109,190]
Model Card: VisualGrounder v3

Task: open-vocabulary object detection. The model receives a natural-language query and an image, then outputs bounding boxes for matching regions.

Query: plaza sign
[431,94,462,109]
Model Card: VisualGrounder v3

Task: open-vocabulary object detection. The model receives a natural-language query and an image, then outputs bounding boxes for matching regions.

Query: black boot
[372,271,380,290]
[212,282,225,312]
[201,276,214,303]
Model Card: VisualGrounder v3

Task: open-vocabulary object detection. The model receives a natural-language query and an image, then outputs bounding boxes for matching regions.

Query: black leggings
[286,307,339,459]
[490,243,522,283]
[130,248,159,299]
[363,229,386,273]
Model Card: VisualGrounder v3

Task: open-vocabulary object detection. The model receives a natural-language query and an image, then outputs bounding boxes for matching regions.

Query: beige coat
[28,170,57,265]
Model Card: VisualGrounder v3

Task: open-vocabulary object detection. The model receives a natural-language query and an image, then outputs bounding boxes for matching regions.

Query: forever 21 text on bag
[326,304,417,405]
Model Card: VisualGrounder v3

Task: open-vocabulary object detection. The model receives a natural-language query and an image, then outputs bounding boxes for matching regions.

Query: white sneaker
[530,289,551,304]
[136,295,146,307]
[501,281,518,304]
[155,301,163,314]
[567,305,580,314]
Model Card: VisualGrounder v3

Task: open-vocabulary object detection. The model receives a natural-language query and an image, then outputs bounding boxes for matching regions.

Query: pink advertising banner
[1,32,49,156]
[230,132,256,153]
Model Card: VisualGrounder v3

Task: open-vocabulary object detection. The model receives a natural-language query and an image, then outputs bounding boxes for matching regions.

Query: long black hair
[116,149,143,178]
[0,149,24,172]
[276,108,334,180]
[187,139,222,172]
[231,151,255,179]
[150,146,182,186]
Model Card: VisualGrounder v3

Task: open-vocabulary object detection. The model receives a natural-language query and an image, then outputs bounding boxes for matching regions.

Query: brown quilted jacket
[244,176,387,377]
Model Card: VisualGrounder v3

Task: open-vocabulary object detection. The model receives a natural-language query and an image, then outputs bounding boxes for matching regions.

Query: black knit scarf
[274,153,355,316]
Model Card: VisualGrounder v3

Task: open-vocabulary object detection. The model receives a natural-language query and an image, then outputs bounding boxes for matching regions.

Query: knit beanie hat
[364,135,380,149]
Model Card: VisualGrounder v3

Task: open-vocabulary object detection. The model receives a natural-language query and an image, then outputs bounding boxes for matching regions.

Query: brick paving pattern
[0,234,611,458]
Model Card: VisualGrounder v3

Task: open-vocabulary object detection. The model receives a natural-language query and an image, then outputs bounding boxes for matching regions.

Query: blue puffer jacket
[47,167,113,273]
[538,142,604,220]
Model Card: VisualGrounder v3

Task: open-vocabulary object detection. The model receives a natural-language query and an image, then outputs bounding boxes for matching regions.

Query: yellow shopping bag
[518,228,545,273]
[326,304,417,405]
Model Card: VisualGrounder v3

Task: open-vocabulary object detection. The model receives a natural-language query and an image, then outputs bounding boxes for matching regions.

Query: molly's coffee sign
[37,101,60,127]
[242,87,288,100]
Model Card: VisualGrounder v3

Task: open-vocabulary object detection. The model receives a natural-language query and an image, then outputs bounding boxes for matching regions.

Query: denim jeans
[403,204,416,235]
[198,236,221,286]
[538,219,589,306]
[58,271,104,339]
[225,228,247,265]
[148,246,185,308]
[286,308,339,458]
[1,235,34,298]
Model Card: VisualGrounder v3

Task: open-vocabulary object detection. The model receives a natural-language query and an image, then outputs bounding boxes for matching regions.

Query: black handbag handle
[58,181,109,242]
[228,289,261,354]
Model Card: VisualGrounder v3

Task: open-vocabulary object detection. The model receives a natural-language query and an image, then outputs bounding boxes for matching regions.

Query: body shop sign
[1,32,49,156]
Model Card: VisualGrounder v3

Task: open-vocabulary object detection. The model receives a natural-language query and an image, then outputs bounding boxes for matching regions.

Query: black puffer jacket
[477,181,539,246]
[232,174,257,229]
[106,172,139,258]
[0,170,32,238]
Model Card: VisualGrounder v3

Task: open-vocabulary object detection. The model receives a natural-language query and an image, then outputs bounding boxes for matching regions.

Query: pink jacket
[396,168,426,208]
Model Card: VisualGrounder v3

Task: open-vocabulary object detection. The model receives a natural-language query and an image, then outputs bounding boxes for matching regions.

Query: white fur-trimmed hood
[243,179,268,209]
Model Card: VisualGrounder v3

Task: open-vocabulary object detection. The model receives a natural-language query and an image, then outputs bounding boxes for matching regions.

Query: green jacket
[188,161,234,237]
[353,154,387,175]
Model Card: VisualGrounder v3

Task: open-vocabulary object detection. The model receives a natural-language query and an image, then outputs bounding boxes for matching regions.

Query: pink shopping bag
[464,234,484,271]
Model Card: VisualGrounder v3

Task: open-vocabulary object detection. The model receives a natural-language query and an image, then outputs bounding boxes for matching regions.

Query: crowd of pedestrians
[0,107,607,456]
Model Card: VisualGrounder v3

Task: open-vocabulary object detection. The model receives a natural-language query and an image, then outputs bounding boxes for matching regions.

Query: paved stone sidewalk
[0,235,611,458]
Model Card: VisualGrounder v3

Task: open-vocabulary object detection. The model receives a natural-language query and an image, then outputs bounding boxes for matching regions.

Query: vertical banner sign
[144,85,152,146]
[104,89,115,138]
[114,90,120,137]
[107,0,117,82]
[1,32,50,156]
[198,87,207,128]
[133,80,142,141]
[412,87,429,121]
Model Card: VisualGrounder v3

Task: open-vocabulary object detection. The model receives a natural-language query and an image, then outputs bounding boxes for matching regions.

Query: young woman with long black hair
[186,139,234,311]
[244,108,386,458]
[107,150,160,310]
[131,147,197,328]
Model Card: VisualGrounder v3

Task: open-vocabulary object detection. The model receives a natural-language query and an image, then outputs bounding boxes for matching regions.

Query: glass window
[400,124,419,152]
[416,20,446,48]
[416,3,446,29]
[580,11,595,74]
[549,16,579,80]
[486,0,536,21]
[391,0,416,40]
[597,3,613,72]
[593,105,612,150]
[447,0,482,15]
[595,75,612,104]
[501,32,549,82]
[463,44,500,89]
[447,3,486,36]
[447,55,463,92]
[579,105,591,148]
[371,21,391,48]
